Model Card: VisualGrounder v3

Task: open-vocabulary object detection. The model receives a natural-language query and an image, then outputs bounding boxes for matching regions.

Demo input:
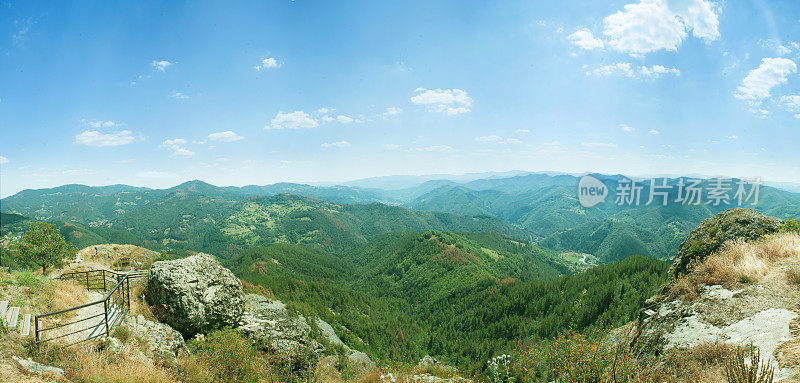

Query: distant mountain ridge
[4,174,800,263]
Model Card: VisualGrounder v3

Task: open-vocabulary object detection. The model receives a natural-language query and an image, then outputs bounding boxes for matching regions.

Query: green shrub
[181,329,283,383]
[780,219,800,234]
[513,330,635,382]
[15,270,40,288]
[112,326,131,343]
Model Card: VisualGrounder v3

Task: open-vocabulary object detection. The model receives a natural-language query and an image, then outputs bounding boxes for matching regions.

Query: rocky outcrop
[633,281,800,380]
[315,318,374,368]
[237,294,322,372]
[124,314,187,367]
[146,253,244,338]
[12,356,64,379]
[670,208,782,278]
[416,355,456,374]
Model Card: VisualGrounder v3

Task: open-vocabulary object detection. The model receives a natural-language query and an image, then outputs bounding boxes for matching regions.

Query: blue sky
[1,0,800,197]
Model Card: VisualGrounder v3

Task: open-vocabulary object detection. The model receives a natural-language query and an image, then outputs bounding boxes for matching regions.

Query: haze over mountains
[3,172,800,264]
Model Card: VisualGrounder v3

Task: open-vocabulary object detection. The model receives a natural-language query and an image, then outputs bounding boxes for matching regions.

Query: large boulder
[670,208,782,278]
[237,294,322,373]
[146,253,244,338]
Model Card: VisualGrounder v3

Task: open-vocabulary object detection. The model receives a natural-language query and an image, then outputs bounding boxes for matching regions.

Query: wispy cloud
[321,141,351,148]
[207,131,244,142]
[411,88,472,115]
[254,57,281,70]
[152,60,174,72]
[160,138,194,157]
[75,130,138,147]
[586,63,680,78]
[266,111,319,130]
[581,142,618,148]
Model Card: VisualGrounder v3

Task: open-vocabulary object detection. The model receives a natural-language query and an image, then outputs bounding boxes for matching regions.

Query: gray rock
[237,294,321,373]
[124,314,188,367]
[416,355,457,374]
[671,208,782,278]
[315,318,374,368]
[146,253,244,338]
[12,356,64,378]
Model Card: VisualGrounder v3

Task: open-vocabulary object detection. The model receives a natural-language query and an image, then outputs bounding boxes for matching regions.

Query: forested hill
[5,175,800,263]
[3,187,527,259]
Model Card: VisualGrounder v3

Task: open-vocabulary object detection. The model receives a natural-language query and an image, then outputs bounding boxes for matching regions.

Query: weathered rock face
[124,314,188,367]
[12,356,64,379]
[146,253,244,338]
[237,294,322,373]
[670,208,782,278]
[315,318,374,368]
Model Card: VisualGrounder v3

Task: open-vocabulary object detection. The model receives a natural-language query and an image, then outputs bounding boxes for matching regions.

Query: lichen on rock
[145,252,244,338]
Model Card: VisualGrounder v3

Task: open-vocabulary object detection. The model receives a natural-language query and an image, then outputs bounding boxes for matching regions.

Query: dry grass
[694,233,800,287]
[66,345,180,383]
[50,279,86,312]
[128,279,157,321]
[690,339,733,365]
[669,276,699,300]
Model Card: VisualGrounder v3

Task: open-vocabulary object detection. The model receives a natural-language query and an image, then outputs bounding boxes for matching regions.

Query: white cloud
[171,91,189,99]
[581,142,618,148]
[587,62,680,78]
[321,141,351,148]
[383,144,401,149]
[411,145,456,152]
[0,156,8,164]
[780,95,800,110]
[727,135,738,139]
[152,60,174,72]
[75,130,137,147]
[172,147,195,157]
[254,57,281,70]
[620,124,634,132]
[207,131,244,142]
[162,138,187,146]
[336,115,354,124]
[760,39,793,56]
[780,95,800,118]
[475,135,503,142]
[381,107,402,118]
[735,58,797,101]
[266,111,319,130]
[568,28,605,50]
[602,0,719,56]
[506,138,523,145]
[410,88,472,115]
[648,129,660,135]
[321,116,335,123]
[84,120,116,128]
[317,108,334,114]
[160,138,194,157]
[137,171,178,178]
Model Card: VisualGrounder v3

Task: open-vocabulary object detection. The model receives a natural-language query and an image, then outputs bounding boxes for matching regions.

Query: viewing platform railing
[34,269,147,346]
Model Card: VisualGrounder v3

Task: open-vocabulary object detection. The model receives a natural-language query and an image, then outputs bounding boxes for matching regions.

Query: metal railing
[34,269,147,346]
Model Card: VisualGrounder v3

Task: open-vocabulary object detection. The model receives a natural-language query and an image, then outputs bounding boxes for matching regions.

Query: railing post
[34,316,39,343]
[102,270,106,291]
[86,272,90,289]
[103,300,109,337]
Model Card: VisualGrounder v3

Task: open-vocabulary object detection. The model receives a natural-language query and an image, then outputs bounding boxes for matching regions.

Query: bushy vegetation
[179,329,287,383]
